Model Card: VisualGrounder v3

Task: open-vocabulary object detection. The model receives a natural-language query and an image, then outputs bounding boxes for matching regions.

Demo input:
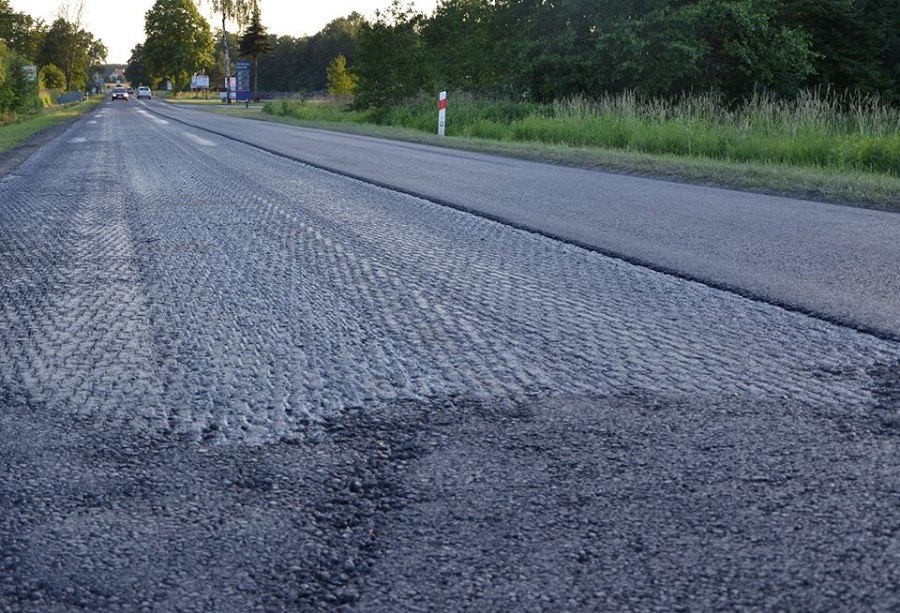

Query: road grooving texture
[2,113,899,444]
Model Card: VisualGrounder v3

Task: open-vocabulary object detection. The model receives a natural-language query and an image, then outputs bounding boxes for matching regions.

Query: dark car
[111,87,129,101]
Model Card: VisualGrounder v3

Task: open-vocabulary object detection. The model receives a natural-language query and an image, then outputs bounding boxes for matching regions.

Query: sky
[10,0,439,64]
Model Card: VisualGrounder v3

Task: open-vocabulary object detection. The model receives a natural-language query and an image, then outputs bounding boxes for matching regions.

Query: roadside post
[438,91,447,137]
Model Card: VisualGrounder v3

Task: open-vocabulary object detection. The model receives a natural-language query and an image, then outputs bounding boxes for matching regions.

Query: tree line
[146,0,897,107]
[124,1,360,98]
[4,0,897,120]
[0,0,106,118]
[350,0,899,106]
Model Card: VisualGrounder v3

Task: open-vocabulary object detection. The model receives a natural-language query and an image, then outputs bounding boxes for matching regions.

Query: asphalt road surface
[153,102,900,342]
[0,100,899,611]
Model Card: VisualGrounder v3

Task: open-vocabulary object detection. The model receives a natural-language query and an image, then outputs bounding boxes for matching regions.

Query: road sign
[236,61,252,101]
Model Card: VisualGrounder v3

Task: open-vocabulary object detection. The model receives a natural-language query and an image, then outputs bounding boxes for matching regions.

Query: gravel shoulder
[0,119,79,178]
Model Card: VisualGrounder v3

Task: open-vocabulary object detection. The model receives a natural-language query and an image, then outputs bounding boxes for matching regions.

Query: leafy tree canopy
[125,43,150,87]
[353,1,432,108]
[0,0,46,60]
[37,18,87,90]
[143,0,214,92]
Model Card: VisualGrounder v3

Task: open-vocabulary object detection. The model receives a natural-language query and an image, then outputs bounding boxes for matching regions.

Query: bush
[0,42,41,121]
[39,64,66,90]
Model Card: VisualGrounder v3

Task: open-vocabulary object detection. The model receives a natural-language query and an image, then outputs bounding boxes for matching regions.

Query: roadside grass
[256,91,900,210]
[0,97,102,153]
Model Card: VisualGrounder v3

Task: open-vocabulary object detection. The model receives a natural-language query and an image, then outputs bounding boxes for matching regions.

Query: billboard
[235,61,251,101]
[191,74,210,89]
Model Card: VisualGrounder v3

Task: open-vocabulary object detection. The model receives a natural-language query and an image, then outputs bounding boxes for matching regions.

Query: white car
[137,86,152,100]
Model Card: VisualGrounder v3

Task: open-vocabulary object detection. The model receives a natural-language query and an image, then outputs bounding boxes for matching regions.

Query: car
[111,86,129,101]
[137,86,152,100]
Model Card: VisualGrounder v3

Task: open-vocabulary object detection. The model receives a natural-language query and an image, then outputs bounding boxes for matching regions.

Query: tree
[420,0,815,101]
[0,0,46,60]
[143,0,214,93]
[689,0,815,99]
[238,4,272,98]
[205,0,255,102]
[208,28,239,90]
[779,0,900,101]
[423,0,496,93]
[326,54,357,97]
[87,37,106,70]
[38,17,84,90]
[303,13,363,91]
[0,39,40,118]
[124,44,150,87]
[0,2,42,116]
[255,34,301,92]
[33,0,104,92]
[353,1,432,108]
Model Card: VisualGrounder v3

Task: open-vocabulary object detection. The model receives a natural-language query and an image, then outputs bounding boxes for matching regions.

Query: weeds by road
[0,98,102,177]
[0,97,100,153]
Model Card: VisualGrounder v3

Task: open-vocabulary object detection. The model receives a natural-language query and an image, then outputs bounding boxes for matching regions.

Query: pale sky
[10,0,438,64]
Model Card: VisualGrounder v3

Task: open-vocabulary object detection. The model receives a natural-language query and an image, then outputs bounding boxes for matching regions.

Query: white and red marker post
[438,91,447,137]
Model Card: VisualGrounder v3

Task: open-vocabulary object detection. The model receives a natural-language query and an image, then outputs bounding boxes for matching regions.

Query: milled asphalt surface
[153,102,900,341]
[1,101,899,611]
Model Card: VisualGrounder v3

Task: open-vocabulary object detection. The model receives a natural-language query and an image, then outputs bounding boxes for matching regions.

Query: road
[0,99,899,611]
[154,102,900,341]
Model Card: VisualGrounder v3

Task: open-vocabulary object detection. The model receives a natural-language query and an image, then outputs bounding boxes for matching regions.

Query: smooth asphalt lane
[152,101,900,340]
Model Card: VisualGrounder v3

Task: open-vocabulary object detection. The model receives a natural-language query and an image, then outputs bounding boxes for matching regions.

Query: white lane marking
[183,132,216,147]
[136,109,169,125]
[68,137,87,143]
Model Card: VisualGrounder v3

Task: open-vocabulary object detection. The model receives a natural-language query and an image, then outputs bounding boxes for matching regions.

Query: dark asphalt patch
[2,390,898,611]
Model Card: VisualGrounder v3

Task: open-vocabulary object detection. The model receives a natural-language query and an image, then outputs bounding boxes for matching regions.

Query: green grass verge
[0,97,102,153]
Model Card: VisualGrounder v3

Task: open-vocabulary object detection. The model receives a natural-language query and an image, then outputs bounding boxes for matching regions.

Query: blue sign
[235,60,252,101]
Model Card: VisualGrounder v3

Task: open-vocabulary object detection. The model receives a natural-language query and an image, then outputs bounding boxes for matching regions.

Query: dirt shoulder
[0,119,78,178]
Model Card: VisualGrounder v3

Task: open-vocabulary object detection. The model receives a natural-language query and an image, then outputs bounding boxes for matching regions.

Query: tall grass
[264,90,900,176]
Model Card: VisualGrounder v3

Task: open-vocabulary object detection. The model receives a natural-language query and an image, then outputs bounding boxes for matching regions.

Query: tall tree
[238,4,272,98]
[124,43,150,87]
[0,0,46,60]
[303,13,363,90]
[36,1,98,91]
[779,0,900,101]
[205,0,254,102]
[38,18,85,90]
[423,0,495,93]
[353,1,431,108]
[255,34,301,92]
[143,0,214,92]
